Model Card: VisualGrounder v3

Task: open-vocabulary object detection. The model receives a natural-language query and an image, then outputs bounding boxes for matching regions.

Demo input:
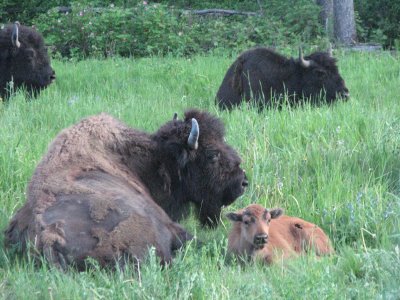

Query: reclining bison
[4,109,247,270]
[216,47,349,109]
[0,22,55,100]
[226,204,334,264]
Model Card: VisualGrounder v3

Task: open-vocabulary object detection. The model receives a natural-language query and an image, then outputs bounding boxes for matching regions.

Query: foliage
[354,0,400,48]
[32,0,323,59]
[0,0,69,24]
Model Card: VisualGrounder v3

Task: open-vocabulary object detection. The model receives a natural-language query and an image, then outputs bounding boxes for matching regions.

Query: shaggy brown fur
[5,109,247,269]
[227,204,334,264]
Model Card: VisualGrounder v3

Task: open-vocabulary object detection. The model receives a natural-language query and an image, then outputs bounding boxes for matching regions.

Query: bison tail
[3,219,28,252]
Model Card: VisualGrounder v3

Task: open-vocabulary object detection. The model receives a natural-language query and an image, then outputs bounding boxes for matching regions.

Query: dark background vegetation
[0,0,399,58]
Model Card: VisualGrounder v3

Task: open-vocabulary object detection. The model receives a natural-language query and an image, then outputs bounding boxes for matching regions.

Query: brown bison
[4,109,247,269]
[216,47,349,109]
[226,204,334,264]
[0,22,55,99]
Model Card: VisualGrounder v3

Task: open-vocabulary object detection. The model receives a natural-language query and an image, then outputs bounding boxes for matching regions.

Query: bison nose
[254,234,268,245]
[242,179,248,187]
[342,88,350,99]
[50,70,56,81]
[241,171,248,187]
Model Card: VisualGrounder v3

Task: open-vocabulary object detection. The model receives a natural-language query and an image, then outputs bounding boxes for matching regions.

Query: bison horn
[299,47,311,68]
[11,21,21,48]
[173,112,178,121]
[187,118,199,150]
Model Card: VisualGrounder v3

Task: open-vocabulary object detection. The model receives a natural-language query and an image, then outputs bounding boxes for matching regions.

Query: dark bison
[216,47,349,109]
[4,109,247,269]
[0,22,55,99]
[226,204,334,264]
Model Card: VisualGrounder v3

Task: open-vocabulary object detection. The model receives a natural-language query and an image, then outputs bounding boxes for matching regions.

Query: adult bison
[4,109,247,269]
[216,47,349,109]
[226,204,334,264]
[0,22,55,99]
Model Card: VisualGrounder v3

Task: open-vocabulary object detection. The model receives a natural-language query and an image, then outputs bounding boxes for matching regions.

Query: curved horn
[173,112,178,121]
[299,47,311,68]
[187,118,199,150]
[11,21,21,48]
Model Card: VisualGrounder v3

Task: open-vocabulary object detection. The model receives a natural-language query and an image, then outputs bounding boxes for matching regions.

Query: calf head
[154,109,248,227]
[297,48,349,102]
[227,204,283,250]
[1,22,55,97]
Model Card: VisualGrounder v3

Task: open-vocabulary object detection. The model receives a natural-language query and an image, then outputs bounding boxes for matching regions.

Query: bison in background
[216,47,349,110]
[0,22,55,100]
[4,109,247,269]
[226,204,334,264]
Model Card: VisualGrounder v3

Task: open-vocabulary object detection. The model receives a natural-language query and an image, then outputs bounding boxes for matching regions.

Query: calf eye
[243,220,250,225]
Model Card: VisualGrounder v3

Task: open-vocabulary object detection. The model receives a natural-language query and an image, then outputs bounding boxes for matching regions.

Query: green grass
[1,51,400,299]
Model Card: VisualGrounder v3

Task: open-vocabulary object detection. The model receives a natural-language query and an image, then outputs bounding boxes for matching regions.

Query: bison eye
[206,151,220,162]
[243,220,250,225]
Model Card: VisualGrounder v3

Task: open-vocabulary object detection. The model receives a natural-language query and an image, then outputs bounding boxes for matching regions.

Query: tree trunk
[333,0,357,45]
[316,0,333,33]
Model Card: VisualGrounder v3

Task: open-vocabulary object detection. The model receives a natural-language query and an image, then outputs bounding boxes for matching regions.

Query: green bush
[0,0,69,24]
[354,0,400,48]
[33,0,323,59]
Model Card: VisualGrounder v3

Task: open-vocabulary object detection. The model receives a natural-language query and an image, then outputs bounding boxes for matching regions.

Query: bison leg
[40,222,69,270]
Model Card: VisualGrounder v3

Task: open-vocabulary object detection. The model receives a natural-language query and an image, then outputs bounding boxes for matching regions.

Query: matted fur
[0,23,55,99]
[5,109,247,269]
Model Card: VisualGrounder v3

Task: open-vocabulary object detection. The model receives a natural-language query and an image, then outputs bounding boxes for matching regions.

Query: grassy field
[0,50,399,299]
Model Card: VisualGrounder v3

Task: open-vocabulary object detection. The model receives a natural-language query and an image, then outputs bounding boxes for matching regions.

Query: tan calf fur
[227,204,334,264]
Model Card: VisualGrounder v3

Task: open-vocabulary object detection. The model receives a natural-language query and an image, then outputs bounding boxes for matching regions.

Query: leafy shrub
[0,0,69,24]
[33,0,323,59]
[354,0,400,48]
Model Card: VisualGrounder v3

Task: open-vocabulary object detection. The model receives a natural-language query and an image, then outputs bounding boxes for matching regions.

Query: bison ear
[226,212,243,222]
[176,148,189,168]
[270,208,283,219]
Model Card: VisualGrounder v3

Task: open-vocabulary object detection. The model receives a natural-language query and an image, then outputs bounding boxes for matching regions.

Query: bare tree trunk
[333,0,357,45]
[316,0,333,30]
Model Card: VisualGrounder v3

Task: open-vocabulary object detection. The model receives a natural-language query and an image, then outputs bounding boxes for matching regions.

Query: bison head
[0,22,55,98]
[297,48,349,103]
[154,109,248,227]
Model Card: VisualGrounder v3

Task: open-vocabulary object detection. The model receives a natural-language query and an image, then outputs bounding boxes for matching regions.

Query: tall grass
[0,50,399,299]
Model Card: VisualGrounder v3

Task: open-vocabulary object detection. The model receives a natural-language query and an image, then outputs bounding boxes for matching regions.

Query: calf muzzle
[254,233,268,249]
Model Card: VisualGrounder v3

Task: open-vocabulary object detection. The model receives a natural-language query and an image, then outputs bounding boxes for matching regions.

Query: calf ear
[270,208,283,219]
[226,212,242,222]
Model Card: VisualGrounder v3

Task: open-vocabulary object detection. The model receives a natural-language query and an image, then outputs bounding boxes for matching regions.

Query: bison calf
[4,109,247,269]
[0,22,55,99]
[226,204,334,264]
[216,47,349,109]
